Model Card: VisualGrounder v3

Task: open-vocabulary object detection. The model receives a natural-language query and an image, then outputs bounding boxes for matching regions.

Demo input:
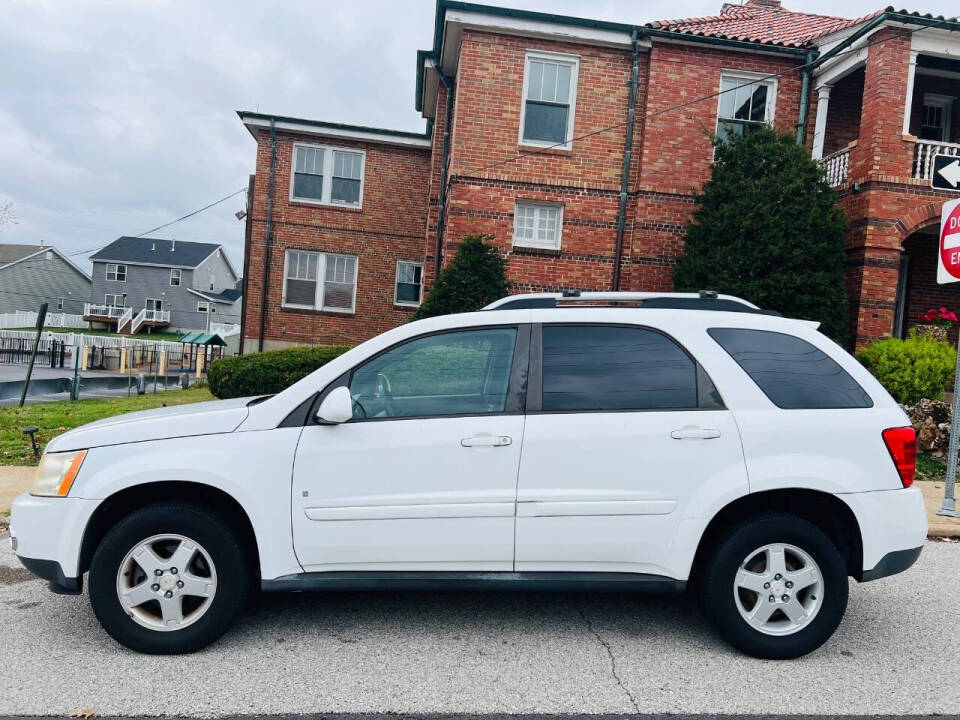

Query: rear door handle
[670,426,721,440]
[461,435,512,448]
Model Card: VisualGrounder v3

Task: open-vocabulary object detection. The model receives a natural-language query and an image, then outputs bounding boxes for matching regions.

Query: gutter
[612,27,641,291]
[432,60,454,280]
[257,118,276,354]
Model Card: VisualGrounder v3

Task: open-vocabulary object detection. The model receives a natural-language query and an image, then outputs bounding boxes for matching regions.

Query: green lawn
[12,327,186,342]
[0,387,215,465]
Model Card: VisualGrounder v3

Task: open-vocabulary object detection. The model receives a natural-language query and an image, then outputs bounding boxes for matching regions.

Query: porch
[83,303,171,335]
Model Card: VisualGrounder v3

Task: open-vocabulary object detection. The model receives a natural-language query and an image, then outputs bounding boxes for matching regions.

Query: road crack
[574,596,640,714]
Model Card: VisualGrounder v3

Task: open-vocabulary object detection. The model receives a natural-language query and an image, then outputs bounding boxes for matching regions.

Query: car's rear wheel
[88,501,250,654]
[698,513,848,659]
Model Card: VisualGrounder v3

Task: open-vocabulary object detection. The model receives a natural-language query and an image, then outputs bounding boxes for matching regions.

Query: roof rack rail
[482,290,780,315]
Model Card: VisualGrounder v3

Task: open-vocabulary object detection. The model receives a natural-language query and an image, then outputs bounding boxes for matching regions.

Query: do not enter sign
[937,198,960,284]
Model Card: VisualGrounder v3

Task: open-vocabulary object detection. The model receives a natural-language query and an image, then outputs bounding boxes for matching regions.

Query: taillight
[882,426,916,488]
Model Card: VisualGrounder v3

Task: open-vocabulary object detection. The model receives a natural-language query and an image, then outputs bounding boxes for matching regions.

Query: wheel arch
[78,481,261,579]
[690,488,864,581]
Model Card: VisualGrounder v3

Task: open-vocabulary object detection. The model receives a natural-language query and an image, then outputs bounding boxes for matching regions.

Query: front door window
[146,298,163,312]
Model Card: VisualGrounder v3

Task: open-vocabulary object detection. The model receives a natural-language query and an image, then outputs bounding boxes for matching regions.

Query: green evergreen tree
[673,127,850,343]
[414,233,508,319]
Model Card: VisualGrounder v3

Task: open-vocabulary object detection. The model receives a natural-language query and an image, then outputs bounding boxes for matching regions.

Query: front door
[292,325,528,572]
[514,323,748,576]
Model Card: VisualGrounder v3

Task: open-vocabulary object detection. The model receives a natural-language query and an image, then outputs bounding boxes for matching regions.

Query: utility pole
[18,303,48,408]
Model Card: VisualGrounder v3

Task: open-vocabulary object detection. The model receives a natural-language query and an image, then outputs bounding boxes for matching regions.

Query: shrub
[673,127,850,344]
[208,345,349,399]
[857,336,956,405]
[414,233,508,319]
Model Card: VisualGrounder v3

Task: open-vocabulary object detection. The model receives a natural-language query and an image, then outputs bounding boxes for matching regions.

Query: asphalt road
[0,534,958,717]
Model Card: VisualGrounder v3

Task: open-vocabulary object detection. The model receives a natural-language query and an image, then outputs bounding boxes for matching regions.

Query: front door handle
[670,426,721,440]
[461,435,512,448]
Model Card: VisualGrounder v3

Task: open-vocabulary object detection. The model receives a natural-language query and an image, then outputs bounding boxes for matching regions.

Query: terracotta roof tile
[647,2,885,48]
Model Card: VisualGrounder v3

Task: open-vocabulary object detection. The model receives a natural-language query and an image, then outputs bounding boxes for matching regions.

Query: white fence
[210,322,240,337]
[0,328,183,353]
[0,311,87,330]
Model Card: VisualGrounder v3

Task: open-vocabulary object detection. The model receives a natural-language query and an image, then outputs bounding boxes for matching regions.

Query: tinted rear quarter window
[542,325,698,411]
[708,328,872,409]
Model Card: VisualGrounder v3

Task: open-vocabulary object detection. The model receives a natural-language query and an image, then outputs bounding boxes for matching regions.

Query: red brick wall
[902,231,960,344]
[243,130,431,350]
[823,69,864,156]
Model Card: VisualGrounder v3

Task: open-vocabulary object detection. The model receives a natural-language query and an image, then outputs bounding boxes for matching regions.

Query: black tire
[88,501,251,654]
[698,513,848,659]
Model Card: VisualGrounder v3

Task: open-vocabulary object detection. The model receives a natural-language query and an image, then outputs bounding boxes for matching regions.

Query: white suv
[10,292,926,658]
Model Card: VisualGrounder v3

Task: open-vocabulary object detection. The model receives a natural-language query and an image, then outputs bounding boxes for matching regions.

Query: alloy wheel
[733,542,823,636]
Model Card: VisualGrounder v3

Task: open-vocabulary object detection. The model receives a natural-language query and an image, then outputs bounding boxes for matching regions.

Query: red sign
[937,199,960,284]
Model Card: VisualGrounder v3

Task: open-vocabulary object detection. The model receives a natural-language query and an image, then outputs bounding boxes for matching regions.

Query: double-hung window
[170,268,181,286]
[514,201,562,250]
[291,143,365,207]
[283,249,358,313]
[521,52,578,148]
[716,71,777,142]
[104,294,124,307]
[395,261,423,307]
[56,297,64,311]
[106,263,127,282]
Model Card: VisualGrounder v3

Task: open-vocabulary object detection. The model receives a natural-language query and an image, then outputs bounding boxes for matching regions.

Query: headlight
[31,450,87,497]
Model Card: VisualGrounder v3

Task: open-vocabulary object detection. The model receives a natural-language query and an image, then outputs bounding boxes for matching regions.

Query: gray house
[0,243,91,316]
[87,237,241,334]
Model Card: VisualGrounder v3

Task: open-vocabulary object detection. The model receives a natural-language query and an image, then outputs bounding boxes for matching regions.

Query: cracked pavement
[0,534,958,717]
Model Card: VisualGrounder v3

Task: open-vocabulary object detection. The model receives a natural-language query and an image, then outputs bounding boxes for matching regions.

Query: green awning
[178,332,226,346]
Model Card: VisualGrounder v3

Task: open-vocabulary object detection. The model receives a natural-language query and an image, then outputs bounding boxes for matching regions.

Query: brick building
[239,0,960,352]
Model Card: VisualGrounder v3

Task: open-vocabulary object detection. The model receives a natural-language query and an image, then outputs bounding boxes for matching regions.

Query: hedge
[857,335,956,405]
[208,345,349,399]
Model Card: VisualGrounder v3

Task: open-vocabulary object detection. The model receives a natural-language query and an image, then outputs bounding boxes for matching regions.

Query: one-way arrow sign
[933,154,960,191]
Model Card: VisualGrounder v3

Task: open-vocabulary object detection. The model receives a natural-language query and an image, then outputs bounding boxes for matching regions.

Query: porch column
[812,84,832,160]
[902,50,919,135]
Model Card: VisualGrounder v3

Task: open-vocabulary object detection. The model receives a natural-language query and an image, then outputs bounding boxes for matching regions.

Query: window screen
[541,325,698,411]
[708,328,872,409]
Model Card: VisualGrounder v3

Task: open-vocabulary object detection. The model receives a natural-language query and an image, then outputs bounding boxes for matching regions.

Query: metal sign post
[18,303,48,408]
[935,197,960,517]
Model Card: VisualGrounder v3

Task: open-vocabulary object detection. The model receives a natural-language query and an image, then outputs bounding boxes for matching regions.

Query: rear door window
[708,328,872,409]
[541,325,698,411]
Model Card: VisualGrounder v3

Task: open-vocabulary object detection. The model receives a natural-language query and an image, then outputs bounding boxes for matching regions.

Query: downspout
[612,28,641,290]
[257,118,276,353]
[432,60,454,281]
[796,51,816,146]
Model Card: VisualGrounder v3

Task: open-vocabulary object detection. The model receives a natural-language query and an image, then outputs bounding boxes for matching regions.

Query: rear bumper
[860,545,923,582]
[839,485,927,581]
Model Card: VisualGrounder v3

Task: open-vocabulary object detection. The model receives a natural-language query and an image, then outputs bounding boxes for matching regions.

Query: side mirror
[315,386,353,424]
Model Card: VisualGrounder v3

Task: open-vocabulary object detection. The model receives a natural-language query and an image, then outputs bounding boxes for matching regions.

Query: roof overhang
[238,111,431,149]
[187,288,240,305]
[0,246,92,282]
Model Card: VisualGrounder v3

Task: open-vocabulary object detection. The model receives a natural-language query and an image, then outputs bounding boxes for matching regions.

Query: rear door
[514,323,749,576]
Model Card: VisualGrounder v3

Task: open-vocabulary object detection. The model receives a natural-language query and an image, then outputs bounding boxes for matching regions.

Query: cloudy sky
[2,0,957,276]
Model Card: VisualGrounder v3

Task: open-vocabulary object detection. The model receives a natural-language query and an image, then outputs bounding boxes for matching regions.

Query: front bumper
[9,492,99,594]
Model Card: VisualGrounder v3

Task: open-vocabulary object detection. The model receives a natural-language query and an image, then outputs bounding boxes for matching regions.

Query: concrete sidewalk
[1,465,959,536]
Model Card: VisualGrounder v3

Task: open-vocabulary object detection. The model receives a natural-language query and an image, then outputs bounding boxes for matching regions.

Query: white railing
[84,303,127,320]
[130,308,147,334]
[0,328,182,352]
[117,306,133,332]
[210,322,240,337]
[914,139,960,181]
[0,311,86,329]
[132,309,170,335]
[820,147,851,188]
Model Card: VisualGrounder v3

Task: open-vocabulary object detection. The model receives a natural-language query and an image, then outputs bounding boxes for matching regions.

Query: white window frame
[106,263,127,282]
[513,200,564,250]
[518,50,580,151]
[104,293,125,307]
[56,297,64,311]
[289,142,366,209]
[282,249,358,314]
[715,70,779,138]
[394,260,424,307]
[197,301,211,313]
[921,93,955,142]
[146,298,163,311]
[169,268,181,286]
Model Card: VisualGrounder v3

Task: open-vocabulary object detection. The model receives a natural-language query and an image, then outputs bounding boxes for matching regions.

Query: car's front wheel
[698,513,848,659]
[88,501,251,654]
